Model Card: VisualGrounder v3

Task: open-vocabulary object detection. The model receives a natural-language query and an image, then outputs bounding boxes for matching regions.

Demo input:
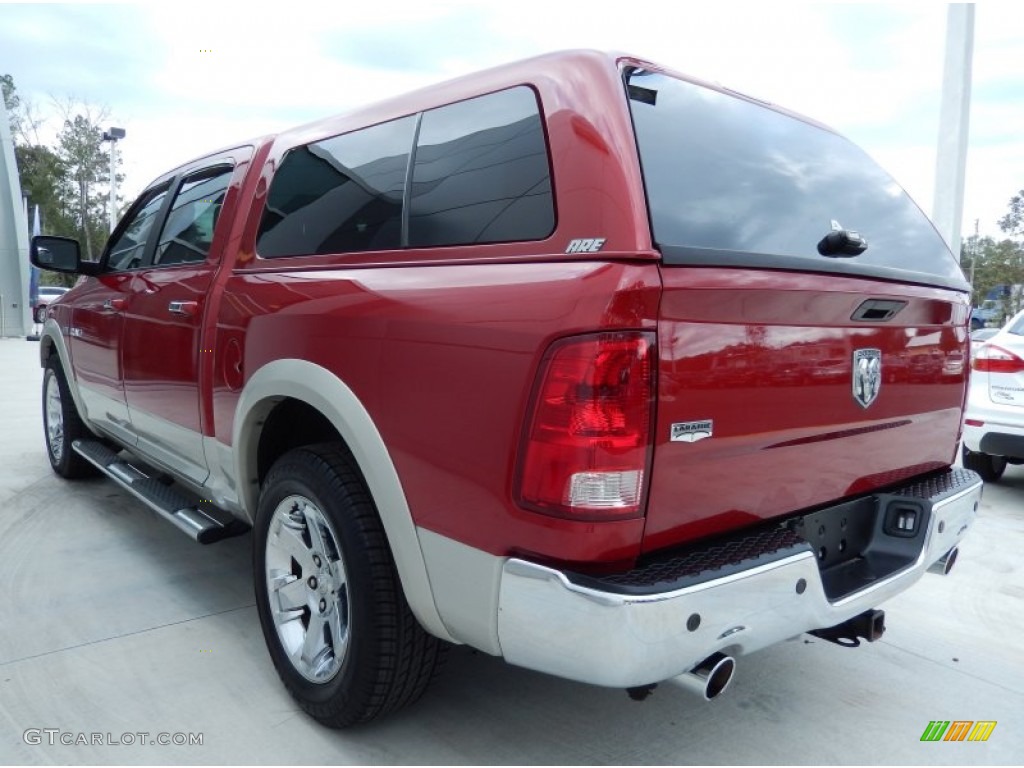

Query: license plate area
[790,497,877,570]
[790,493,930,601]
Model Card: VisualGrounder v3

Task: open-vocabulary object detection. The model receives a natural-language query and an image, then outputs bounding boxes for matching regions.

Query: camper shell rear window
[625,68,969,291]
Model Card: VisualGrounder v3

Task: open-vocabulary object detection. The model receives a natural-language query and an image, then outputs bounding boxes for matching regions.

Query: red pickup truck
[31,50,981,727]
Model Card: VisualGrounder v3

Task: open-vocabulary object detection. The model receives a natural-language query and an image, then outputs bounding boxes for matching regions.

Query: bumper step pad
[565,467,980,597]
[567,526,810,596]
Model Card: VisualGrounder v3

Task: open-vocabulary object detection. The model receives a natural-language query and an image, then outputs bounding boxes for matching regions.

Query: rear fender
[234,359,454,643]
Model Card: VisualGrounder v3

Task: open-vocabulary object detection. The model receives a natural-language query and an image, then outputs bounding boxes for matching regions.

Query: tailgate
[623,65,973,552]
[643,267,970,551]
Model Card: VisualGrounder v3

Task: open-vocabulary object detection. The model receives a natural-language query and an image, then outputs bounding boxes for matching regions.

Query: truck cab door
[120,159,244,486]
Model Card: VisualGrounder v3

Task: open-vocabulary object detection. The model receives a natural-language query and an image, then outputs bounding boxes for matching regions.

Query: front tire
[42,356,99,479]
[253,444,445,727]
[962,445,1007,482]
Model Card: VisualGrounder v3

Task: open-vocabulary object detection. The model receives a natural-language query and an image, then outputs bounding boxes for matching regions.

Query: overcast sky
[3,2,1022,241]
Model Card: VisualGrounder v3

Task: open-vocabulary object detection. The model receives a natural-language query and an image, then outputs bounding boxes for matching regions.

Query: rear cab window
[624,68,968,291]
[154,166,234,265]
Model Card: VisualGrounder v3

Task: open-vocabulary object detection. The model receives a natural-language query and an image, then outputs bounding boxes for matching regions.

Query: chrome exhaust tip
[678,653,735,701]
[928,547,958,576]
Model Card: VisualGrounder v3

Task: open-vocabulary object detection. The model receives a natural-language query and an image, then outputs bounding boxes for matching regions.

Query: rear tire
[253,444,445,727]
[42,356,99,479]
[962,445,1007,482]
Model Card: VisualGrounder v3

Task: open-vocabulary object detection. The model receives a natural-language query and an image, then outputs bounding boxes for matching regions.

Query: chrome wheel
[44,370,65,461]
[265,494,350,683]
[255,446,445,726]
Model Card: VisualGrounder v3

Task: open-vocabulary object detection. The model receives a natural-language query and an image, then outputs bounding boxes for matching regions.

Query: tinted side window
[154,166,233,265]
[409,87,554,248]
[258,116,416,258]
[106,185,169,271]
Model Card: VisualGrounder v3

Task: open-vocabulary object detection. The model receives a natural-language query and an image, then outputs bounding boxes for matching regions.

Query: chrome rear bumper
[496,468,982,688]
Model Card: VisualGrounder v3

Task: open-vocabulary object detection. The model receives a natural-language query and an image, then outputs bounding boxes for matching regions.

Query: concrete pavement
[0,337,1021,765]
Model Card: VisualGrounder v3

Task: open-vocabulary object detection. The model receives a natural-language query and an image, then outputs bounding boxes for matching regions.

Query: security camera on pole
[102,127,125,234]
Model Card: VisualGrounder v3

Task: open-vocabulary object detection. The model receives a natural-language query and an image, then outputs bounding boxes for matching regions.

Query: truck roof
[146,49,835,188]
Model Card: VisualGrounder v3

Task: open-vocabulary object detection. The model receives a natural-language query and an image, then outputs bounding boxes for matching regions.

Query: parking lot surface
[0,337,1021,765]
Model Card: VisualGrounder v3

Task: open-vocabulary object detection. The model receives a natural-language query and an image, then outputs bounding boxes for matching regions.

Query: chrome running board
[73,439,248,544]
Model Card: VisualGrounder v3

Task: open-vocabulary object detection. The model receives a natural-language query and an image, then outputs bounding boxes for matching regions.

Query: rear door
[623,68,973,550]
[120,155,246,485]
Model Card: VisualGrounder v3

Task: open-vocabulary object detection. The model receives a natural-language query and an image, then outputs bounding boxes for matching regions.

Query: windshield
[625,69,968,291]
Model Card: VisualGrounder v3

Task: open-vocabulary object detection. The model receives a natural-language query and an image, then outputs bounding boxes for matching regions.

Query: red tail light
[972,344,1024,374]
[516,331,655,520]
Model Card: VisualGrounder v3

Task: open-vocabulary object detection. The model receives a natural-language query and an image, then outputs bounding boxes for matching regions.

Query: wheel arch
[234,359,455,643]
[38,321,91,423]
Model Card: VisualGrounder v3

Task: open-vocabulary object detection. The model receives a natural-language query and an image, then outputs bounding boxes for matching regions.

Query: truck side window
[408,86,554,248]
[154,166,234,266]
[105,185,170,271]
[257,116,416,258]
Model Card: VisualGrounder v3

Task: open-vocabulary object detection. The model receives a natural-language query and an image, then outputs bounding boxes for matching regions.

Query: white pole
[109,138,117,233]
[932,3,975,260]
[0,85,31,337]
